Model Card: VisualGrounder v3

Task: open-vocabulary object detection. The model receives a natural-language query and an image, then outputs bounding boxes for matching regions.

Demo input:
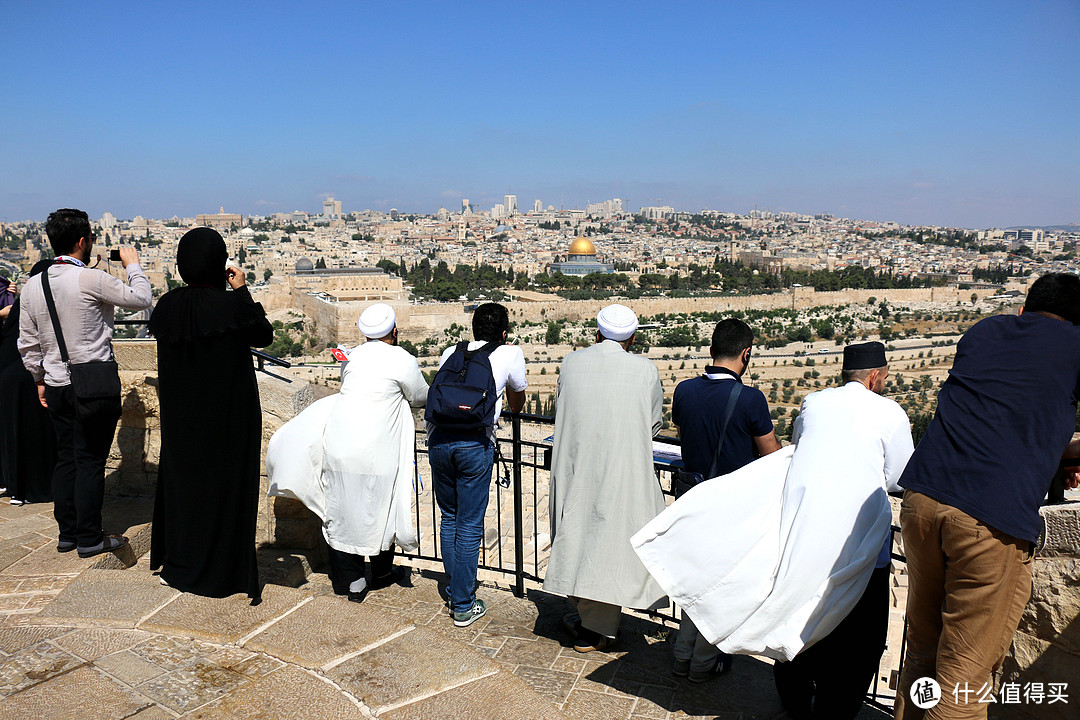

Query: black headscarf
[176,227,229,288]
[148,227,265,342]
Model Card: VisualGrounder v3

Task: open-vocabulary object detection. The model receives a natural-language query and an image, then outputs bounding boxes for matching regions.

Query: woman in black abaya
[148,228,273,601]
[0,261,57,505]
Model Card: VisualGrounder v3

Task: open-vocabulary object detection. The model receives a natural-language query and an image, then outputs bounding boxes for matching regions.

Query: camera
[109,249,121,262]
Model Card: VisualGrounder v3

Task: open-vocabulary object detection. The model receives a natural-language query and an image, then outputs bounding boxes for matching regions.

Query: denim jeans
[428,432,494,614]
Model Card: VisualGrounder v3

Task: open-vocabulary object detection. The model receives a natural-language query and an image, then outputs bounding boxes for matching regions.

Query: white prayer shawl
[632,382,913,661]
[267,341,428,556]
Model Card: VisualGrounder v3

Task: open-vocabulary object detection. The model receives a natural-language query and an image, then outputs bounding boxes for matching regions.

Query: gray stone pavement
[0,499,895,719]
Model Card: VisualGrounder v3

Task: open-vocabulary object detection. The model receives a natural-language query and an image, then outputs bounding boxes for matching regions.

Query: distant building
[533,199,543,213]
[504,194,518,216]
[586,198,623,218]
[322,197,342,220]
[461,198,471,215]
[639,205,674,220]
[196,206,243,230]
[548,237,614,276]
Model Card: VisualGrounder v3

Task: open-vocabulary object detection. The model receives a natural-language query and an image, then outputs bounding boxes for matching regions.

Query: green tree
[545,321,560,345]
[263,269,273,281]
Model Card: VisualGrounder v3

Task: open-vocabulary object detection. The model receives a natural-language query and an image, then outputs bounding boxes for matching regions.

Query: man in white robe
[543,304,666,652]
[769,341,913,718]
[633,341,912,718]
[322,304,428,602]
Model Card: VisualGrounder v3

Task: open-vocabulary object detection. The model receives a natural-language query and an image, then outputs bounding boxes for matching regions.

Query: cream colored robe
[543,340,667,610]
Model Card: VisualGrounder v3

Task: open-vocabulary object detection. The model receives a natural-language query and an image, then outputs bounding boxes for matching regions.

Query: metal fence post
[512,413,525,598]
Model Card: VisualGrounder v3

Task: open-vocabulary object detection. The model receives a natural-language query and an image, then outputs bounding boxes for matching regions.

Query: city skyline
[2,1,1078,228]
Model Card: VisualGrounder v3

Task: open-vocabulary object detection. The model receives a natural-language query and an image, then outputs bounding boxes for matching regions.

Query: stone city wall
[254,282,1012,346]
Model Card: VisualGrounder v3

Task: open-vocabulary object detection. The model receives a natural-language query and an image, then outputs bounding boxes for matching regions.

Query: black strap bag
[673,381,742,498]
[40,265,122,418]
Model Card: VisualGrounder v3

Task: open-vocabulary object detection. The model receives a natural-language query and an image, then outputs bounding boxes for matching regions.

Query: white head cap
[358,303,397,339]
[596,304,638,342]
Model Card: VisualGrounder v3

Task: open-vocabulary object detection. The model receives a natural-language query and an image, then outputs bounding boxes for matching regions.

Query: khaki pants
[572,597,622,639]
[895,491,1033,720]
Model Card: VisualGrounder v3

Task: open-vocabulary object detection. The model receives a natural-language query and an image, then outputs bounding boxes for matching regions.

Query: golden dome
[568,237,596,256]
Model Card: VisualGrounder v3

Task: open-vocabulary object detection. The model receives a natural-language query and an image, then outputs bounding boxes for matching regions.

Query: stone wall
[110,340,319,552]
[997,503,1080,719]
[254,283,1008,347]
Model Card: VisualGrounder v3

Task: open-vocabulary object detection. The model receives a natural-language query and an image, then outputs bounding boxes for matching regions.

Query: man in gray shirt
[19,208,152,557]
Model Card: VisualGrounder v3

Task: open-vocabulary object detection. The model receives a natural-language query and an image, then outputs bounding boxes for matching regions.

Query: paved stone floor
[0,498,894,719]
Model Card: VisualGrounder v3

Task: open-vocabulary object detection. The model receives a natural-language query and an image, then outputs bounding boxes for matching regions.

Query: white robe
[632,382,913,661]
[267,341,428,555]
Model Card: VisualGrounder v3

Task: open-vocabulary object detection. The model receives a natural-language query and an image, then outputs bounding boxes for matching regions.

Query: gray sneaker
[452,598,487,627]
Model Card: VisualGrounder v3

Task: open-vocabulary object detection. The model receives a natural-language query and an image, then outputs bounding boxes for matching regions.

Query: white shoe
[9,498,24,506]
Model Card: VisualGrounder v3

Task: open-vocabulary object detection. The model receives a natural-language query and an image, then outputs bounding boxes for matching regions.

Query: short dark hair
[841,368,876,385]
[45,208,91,256]
[473,302,510,342]
[1024,273,1080,325]
[710,318,754,359]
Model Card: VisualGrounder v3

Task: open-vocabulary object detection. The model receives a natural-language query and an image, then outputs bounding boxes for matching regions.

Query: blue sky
[2,1,1078,228]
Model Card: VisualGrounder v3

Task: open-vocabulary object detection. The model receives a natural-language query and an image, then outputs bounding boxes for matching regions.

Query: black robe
[148,280,273,600]
[0,298,57,503]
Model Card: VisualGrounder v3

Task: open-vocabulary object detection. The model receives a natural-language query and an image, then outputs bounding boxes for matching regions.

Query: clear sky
[2,1,1078,228]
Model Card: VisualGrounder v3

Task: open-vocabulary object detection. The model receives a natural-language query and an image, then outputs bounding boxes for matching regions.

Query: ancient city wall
[253,282,1005,345]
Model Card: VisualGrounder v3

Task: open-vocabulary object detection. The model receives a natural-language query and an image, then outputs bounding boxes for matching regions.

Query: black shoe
[369,566,405,591]
[77,535,128,559]
[573,626,617,653]
[347,587,369,604]
[57,541,76,553]
[688,652,732,683]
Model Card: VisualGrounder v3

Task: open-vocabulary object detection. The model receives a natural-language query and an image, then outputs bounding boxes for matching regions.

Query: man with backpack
[426,302,526,627]
[669,318,780,681]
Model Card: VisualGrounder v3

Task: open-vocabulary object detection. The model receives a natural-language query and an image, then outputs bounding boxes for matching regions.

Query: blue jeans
[428,433,494,614]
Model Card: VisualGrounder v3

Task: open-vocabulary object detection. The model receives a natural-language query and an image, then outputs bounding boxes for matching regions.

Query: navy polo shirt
[672,367,774,477]
[900,313,1080,543]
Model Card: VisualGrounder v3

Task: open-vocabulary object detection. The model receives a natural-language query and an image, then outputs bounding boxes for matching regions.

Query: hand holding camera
[226,266,246,290]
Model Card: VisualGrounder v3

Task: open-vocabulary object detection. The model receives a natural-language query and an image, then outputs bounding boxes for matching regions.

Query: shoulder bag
[39,264,122,417]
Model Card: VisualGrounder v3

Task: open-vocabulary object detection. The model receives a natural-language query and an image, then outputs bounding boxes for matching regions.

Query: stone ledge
[1039,502,1080,557]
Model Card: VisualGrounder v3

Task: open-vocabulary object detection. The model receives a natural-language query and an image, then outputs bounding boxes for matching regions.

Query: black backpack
[425,341,499,434]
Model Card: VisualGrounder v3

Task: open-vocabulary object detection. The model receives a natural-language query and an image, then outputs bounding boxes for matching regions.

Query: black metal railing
[405,410,908,709]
